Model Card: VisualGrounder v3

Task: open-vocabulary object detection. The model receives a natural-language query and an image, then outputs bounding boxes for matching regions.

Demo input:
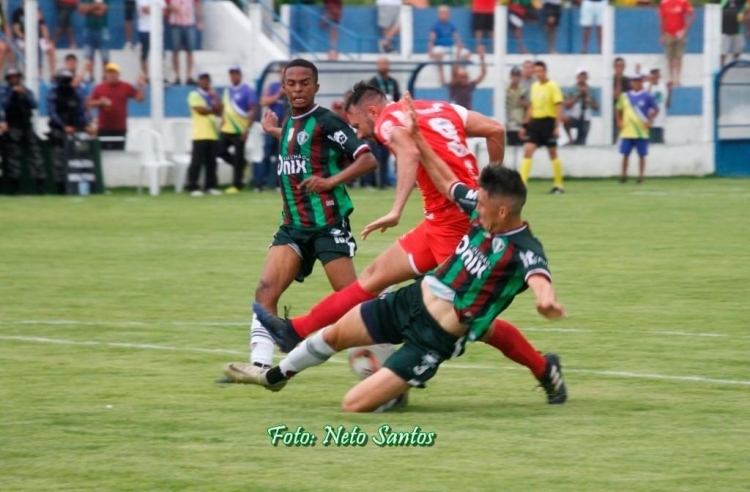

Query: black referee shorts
[527,117,557,148]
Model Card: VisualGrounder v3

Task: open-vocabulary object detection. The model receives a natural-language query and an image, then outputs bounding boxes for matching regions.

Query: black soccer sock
[265,366,288,386]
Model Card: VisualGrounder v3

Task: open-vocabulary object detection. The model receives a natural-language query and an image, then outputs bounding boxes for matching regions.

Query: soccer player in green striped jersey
[241,95,567,412]
[233,59,377,376]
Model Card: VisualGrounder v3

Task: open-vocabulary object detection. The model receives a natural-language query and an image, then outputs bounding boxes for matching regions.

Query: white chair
[132,128,175,196]
[168,121,192,193]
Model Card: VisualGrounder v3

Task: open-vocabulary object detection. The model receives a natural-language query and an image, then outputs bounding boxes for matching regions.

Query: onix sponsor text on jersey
[455,235,491,277]
[278,154,308,175]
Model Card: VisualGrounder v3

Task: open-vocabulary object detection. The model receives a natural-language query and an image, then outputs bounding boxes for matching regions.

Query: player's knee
[254,279,280,305]
[341,393,370,413]
[358,263,386,294]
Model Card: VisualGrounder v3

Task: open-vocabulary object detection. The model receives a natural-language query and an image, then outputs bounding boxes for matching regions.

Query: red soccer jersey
[659,0,693,36]
[375,100,479,218]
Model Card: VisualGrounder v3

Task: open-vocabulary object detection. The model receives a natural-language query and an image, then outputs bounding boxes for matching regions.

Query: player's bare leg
[621,154,630,183]
[638,156,646,184]
[250,246,301,367]
[342,368,410,413]
[288,241,415,339]
[322,256,358,291]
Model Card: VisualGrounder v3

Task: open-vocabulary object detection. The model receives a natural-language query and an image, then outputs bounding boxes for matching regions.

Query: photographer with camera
[562,68,598,146]
[0,68,45,195]
[46,69,96,194]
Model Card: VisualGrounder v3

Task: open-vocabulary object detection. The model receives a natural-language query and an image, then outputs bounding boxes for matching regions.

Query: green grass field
[1,178,748,491]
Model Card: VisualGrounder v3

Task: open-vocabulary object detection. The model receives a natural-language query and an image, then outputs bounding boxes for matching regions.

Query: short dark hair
[533,61,546,70]
[284,58,318,83]
[65,53,77,61]
[479,166,527,215]
[345,81,386,112]
[614,57,625,64]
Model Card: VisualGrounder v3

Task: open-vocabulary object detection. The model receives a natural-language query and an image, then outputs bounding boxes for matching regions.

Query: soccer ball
[347,344,396,380]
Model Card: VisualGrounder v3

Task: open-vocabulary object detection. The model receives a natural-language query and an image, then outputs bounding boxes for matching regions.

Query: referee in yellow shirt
[519,61,565,194]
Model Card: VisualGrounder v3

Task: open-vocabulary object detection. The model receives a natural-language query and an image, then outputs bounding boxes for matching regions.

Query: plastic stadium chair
[132,128,175,196]
[168,121,192,193]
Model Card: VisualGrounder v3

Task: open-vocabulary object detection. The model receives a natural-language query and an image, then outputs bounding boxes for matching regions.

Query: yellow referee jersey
[530,80,564,119]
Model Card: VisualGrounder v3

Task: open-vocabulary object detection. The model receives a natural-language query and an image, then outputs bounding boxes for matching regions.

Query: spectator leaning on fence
[542,0,562,54]
[187,71,222,197]
[47,69,95,194]
[505,66,528,148]
[377,0,401,54]
[428,6,470,66]
[78,0,110,81]
[659,0,694,86]
[616,72,658,184]
[508,0,531,55]
[54,0,78,48]
[0,68,45,195]
[219,65,258,195]
[136,0,167,78]
[12,7,56,77]
[472,0,495,51]
[168,0,203,85]
[0,7,13,72]
[645,67,672,144]
[88,63,146,150]
[520,61,565,194]
[124,0,137,49]
[563,68,598,146]
[721,0,748,66]
[322,0,342,61]
[579,0,604,54]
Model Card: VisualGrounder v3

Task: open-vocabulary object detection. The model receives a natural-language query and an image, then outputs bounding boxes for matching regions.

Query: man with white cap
[218,65,257,194]
[615,72,658,184]
[88,63,146,150]
[563,67,598,146]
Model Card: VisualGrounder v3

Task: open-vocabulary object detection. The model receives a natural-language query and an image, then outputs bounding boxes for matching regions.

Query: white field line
[1,335,749,387]
[2,319,748,340]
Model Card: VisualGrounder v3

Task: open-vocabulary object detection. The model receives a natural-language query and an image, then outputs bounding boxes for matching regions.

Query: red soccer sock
[484,319,547,379]
[291,281,377,338]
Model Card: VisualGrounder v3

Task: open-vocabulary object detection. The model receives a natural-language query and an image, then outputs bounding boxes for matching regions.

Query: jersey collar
[291,104,319,120]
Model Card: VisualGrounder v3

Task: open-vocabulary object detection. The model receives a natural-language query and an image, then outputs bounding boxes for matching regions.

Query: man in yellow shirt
[519,60,565,194]
[187,71,222,197]
[218,65,257,194]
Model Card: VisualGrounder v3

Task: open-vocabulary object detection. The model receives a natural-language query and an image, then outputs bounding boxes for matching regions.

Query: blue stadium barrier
[290,5,707,56]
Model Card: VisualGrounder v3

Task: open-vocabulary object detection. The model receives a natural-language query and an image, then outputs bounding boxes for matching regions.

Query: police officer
[46,68,94,194]
[0,67,45,195]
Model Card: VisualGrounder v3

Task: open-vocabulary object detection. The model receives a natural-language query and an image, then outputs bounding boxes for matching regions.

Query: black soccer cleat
[538,353,567,404]
[549,187,565,195]
[252,302,303,353]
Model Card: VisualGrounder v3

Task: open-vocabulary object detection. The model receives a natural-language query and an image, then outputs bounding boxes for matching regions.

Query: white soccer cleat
[222,363,287,392]
[190,190,204,197]
[206,188,223,196]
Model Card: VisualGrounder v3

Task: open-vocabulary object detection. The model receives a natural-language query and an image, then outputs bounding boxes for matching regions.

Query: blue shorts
[83,28,110,62]
[620,138,648,158]
[139,32,150,61]
[170,25,197,52]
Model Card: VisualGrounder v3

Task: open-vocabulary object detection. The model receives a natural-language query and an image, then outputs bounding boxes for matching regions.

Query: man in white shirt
[137,0,169,78]
[377,0,401,53]
[645,67,672,144]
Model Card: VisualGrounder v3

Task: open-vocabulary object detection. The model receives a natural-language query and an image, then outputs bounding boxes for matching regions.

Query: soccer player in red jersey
[229,82,565,403]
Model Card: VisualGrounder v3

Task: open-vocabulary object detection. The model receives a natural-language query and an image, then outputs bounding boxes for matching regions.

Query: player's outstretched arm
[399,92,458,199]
[465,110,505,166]
[301,150,377,193]
[527,275,567,320]
[360,128,419,240]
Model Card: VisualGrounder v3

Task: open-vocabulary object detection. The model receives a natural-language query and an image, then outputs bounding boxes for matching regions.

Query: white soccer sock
[279,331,337,377]
[249,313,275,367]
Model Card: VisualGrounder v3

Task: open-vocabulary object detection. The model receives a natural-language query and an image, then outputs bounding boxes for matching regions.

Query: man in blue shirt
[219,65,258,194]
[254,63,287,192]
[428,6,470,82]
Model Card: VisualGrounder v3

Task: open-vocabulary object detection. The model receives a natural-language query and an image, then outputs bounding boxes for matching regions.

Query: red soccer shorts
[398,209,469,275]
